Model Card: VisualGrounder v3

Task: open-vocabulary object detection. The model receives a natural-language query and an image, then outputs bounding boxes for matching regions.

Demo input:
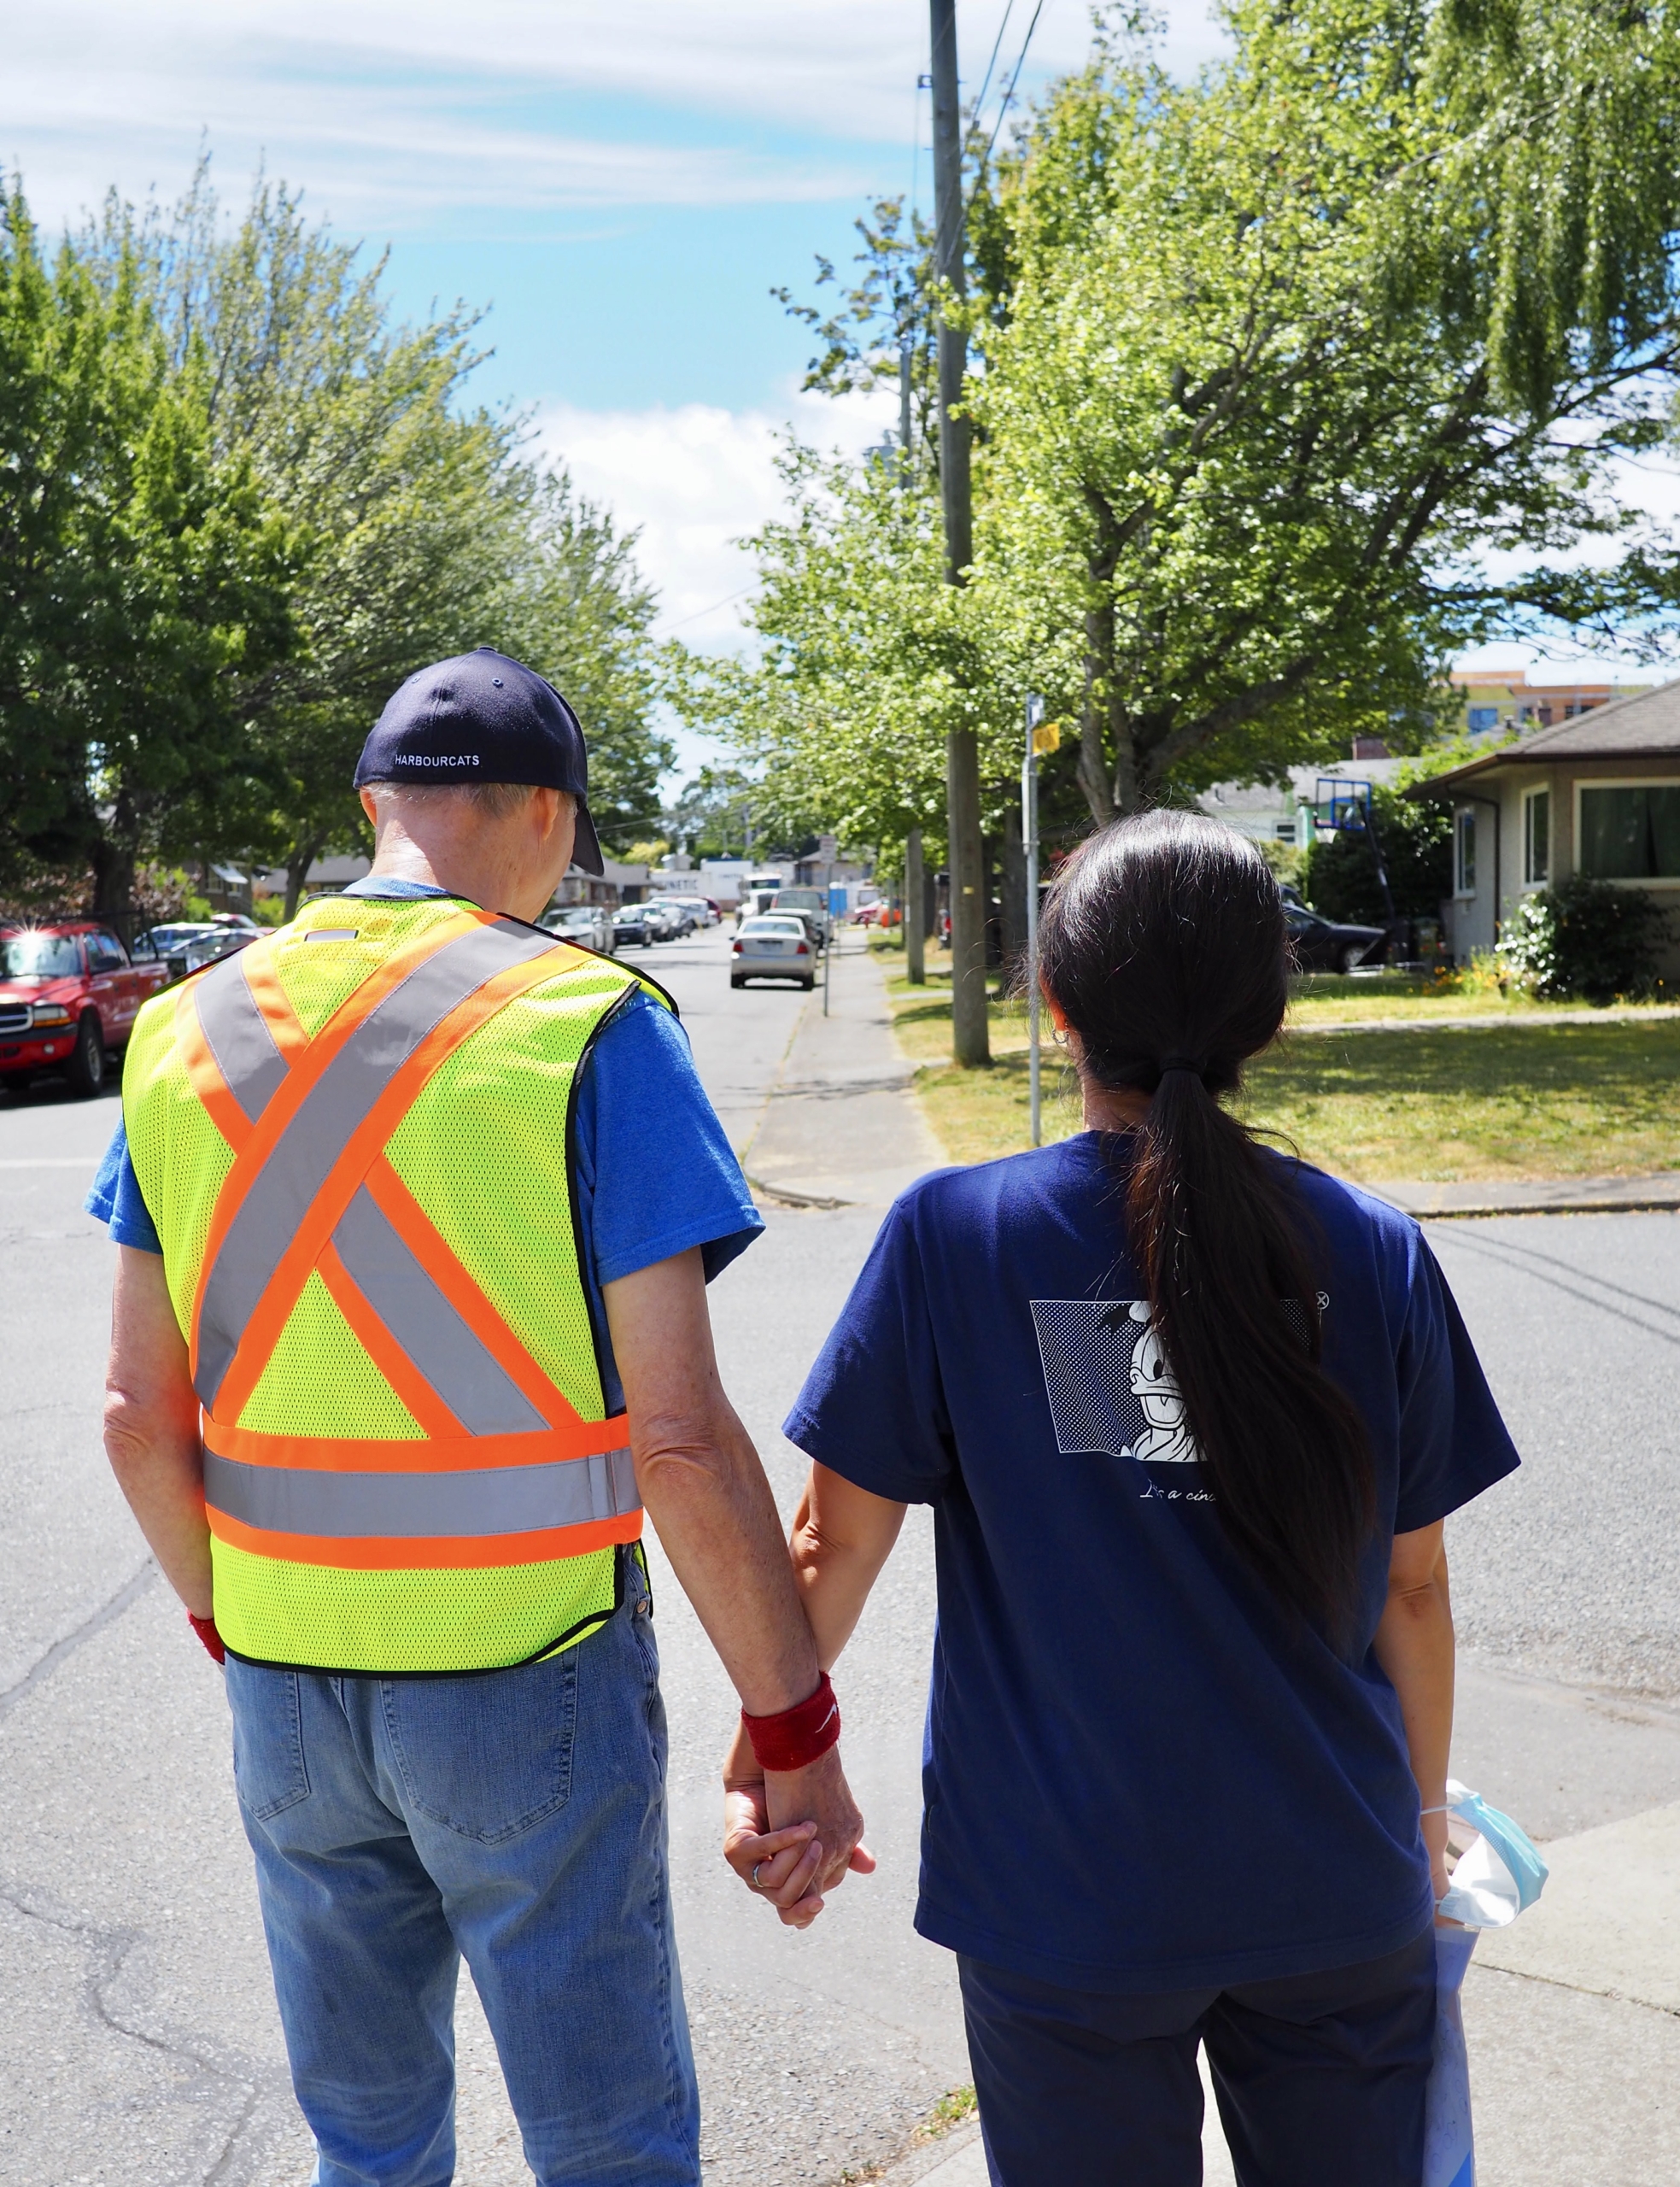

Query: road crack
[0,1874,291,2182]
[0,1560,158,1725]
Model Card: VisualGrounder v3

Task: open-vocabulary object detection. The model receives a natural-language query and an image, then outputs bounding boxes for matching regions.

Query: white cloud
[6,1,1224,228]
[536,386,896,643]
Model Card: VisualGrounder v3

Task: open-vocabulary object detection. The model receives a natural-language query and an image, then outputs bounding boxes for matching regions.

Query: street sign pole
[1024,694,1045,1146]
[824,859,833,1016]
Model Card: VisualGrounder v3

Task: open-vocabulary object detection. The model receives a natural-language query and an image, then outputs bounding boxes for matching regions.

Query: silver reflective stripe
[332,1183,546,1435]
[194,953,289,1124]
[203,1444,638,1540]
[196,920,557,1410]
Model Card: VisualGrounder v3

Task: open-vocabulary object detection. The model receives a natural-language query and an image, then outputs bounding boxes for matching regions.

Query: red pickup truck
[0,920,173,1097]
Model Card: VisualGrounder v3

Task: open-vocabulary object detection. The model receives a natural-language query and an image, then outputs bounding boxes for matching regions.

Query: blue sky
[8,2,1230,648]
[7,0,1665,757]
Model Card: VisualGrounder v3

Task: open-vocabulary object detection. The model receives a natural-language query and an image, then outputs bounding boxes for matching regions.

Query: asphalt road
[3,922,1679,2184]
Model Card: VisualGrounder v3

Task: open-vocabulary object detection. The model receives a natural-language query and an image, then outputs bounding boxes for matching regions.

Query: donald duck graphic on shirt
[1031,1295,1324,1475]
[1117,1301,1200,1464]
[1028,1296,1202,1465]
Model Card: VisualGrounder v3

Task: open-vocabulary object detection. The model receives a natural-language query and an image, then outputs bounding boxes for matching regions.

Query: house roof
[1411,676,1680,793]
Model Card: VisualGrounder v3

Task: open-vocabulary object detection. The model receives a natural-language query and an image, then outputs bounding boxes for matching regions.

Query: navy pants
[958,1931,1437,2187]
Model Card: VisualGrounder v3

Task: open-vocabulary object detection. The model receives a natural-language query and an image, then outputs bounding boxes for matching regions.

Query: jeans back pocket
[226,1662,312,1821]
[382,1649,579,1845]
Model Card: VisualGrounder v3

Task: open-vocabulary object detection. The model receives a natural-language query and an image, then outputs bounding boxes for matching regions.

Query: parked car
[769,887,829,948]
[731,914,816,991]
[642,900,694,941]
[540,904,617,955]
[1285,903,1387,973]
[0,921,173,1096]
[135,921,256,976]
[612,905,655,949]
[661,894,717,928]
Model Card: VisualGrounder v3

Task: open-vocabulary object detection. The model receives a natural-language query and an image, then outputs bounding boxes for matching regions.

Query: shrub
[1501,877,1667,1004]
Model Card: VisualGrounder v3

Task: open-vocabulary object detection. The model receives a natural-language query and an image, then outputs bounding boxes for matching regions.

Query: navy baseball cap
[354,646,605,876]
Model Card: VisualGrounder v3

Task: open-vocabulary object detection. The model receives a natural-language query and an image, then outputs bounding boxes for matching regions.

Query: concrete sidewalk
[742,935,945,1211]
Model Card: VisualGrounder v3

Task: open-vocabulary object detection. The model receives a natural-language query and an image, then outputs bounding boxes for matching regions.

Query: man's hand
[723,1722,874,1928]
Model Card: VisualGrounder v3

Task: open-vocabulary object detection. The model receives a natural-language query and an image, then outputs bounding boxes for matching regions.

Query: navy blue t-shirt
[785,1133,1520,1993]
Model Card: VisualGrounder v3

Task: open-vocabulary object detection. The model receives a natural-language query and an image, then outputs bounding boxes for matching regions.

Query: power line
[970,0,1047,206]
[972,1,1018,139]
[660,584,752,632]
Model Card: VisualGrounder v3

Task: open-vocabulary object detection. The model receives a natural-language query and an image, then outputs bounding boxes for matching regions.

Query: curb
[746,1174,853,1211]
[869,2120,985,2185]
[1368,1176,1680,1220]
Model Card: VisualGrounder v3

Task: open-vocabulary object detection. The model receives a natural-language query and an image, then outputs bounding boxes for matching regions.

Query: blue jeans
[224,1557,699,2186]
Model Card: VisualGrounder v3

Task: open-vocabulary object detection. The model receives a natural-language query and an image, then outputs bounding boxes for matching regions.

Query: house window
[1455,809,1477,894]
[1466,706,1498,731]
[1578,785,1680,879]
[1523,789,1550,887]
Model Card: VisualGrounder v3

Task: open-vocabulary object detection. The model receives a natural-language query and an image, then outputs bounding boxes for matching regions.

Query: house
[1197,757,1410,847]
[1408,678,1680,970]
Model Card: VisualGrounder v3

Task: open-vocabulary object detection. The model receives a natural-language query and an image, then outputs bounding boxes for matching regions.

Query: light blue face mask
[1433,1779,1549,1928]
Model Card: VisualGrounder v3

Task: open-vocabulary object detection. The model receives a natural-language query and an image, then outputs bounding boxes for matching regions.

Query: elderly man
[87,648,864,2186]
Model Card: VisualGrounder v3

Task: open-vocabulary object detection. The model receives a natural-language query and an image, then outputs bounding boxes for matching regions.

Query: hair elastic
[1158,1056,1204,1077]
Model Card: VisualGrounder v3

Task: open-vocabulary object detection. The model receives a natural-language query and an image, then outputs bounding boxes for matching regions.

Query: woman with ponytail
[722,812,1519,2186]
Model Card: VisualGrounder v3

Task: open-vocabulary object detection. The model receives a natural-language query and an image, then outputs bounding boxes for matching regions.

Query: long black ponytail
[1038,811,1375,1645]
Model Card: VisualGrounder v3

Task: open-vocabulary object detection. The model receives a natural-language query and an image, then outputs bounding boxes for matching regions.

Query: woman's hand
[723,1781,826,1928]
[722,1719,875,1928]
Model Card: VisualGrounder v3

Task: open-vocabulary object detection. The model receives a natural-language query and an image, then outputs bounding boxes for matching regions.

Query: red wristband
[740,1671,840,1773]
[188,1611,226,1665]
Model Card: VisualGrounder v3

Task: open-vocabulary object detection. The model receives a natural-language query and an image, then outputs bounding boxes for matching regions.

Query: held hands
[723,1720,874,1929]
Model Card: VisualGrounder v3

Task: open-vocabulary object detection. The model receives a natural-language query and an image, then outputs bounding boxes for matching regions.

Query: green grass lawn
[879,953,1680,1181]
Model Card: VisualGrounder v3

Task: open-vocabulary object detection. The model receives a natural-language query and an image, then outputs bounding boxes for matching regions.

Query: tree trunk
[91,795,139,943]
[1109,712,1145,817]
[999,798,1027,962]
[905,827,926,984]
[284,831,328,922]
[947,728,990,1066]
[1078,602,1119,829]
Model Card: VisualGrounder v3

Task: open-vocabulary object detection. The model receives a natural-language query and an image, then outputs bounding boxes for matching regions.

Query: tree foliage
[0,186,292,924]
[726,0,1680,849]
[1,167,674,926]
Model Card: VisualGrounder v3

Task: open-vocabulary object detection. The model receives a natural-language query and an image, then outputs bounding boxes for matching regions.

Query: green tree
[737,0,1680,851]
[975,0,1680,820]
[83,171,676,907]
[496,469,676,856]
[0,185,292,927]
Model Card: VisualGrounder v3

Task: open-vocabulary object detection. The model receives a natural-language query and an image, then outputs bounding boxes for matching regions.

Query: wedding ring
[751,1861,764,1889]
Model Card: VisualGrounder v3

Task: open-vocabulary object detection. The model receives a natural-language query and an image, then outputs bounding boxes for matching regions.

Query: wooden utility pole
[930,0,990,1065]
[905,826,926,982]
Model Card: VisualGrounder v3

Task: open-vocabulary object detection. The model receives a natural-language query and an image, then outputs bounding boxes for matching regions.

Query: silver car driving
[730,913,816,990]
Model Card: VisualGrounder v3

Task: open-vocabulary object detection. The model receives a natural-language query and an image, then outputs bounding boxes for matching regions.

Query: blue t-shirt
[785,1133,1520,1993]
[86,882,761,1407]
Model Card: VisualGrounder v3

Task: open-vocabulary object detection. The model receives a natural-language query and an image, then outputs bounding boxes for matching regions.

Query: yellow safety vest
[123,893,667,1674]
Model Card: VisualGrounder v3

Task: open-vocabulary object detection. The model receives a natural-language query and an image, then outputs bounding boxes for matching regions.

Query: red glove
[188,1611,226,1664]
